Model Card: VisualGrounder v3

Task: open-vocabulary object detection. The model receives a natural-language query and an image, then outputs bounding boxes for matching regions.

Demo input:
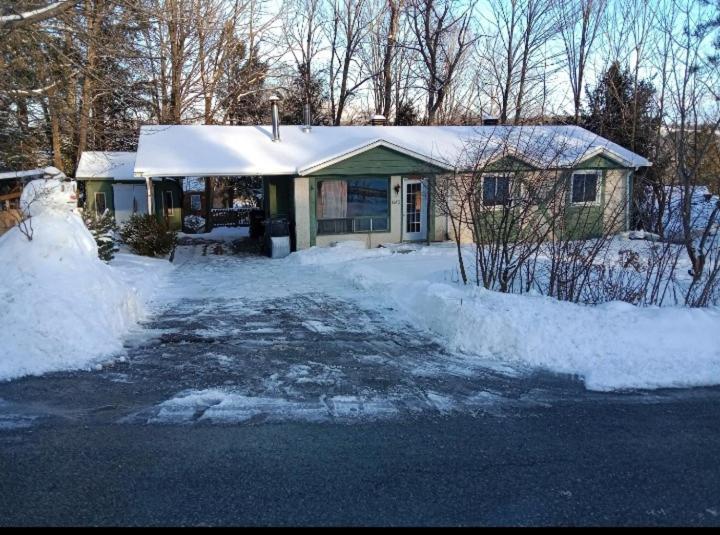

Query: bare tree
[362,0,403,119]
[407,0,478,125]
[0,1,76,28]
[282,0,326,106]
[658,0,720,305]
[479,0,558,125]
[326,0,375,124]
[555,0,606,124]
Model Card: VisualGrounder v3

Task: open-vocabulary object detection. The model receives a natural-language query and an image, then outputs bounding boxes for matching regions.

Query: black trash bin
[264,217,291,258]
[249,209,265,240]
[266,217,289,237]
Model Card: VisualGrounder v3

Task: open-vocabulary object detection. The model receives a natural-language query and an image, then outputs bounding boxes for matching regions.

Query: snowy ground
[293,240,720,391]
[3,238,720,431]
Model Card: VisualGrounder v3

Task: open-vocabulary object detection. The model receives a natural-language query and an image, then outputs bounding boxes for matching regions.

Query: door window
[406,182,422,233]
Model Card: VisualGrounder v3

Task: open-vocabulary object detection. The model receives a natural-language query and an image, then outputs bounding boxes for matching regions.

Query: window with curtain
[316,178,389,234]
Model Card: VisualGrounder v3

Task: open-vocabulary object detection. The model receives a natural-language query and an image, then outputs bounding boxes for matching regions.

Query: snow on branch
[0,1,75,28]
[3,78,64,97]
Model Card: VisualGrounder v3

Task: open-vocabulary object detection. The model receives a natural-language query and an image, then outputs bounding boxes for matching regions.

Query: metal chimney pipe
[302,103,312,132]
[269,95,281,142]
[370,114,387,126]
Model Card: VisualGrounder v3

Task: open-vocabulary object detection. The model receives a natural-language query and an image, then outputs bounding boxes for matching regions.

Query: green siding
[153,180,183,231]
[265,177,293,217]
[84,180,115,214]
[82,179,182,231]
[576,154,625,169]
[483,155,538,173]
[561,168,606,239]
[309,146,444,176]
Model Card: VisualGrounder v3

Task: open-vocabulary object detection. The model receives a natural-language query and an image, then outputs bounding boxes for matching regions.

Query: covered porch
[142,173,295,253]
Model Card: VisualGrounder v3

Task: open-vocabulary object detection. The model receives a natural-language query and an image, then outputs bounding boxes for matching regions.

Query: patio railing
[317,216,389,235]
[211,207,252,227]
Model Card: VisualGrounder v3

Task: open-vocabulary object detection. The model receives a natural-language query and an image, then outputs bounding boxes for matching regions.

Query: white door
[132,185,148,215]
[112,183,148,225]
[403,178,427,241]
[112,184,134,225]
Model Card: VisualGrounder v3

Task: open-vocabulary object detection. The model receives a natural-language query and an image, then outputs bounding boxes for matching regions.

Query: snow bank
[294,240,394,265]
[291,244,720,391]
[0,180,168,380]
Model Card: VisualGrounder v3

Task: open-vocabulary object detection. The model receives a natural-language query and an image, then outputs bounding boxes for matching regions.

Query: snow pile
[0,180,150,380]
[294,240,394,266]
[291,244,720,391]
[663,185,719,240]
[19,177,76,215]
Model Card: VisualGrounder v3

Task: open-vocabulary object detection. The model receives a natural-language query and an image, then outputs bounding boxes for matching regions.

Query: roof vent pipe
[270,95,281,142]
[302,103,312,132]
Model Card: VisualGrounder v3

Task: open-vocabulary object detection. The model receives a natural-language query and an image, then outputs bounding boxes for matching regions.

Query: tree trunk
[77,0,101,160]
[48,92,64,172]
[382,0,399,118]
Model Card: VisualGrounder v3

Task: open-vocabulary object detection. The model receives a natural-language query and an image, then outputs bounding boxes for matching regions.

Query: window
[316,178,389,235]
[571,172,600,204]
[482,175,510,207]
[164,191,174,216]
[190,194,201,211]
[95,192,107,216]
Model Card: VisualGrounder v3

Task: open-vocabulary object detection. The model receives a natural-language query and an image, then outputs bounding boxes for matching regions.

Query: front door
[403,178,427,241]
[113,184,148,225]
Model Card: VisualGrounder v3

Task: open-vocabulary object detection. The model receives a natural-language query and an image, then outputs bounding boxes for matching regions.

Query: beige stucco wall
[604,169,630,233]
[432,205,448,241]
[294,177,311,250]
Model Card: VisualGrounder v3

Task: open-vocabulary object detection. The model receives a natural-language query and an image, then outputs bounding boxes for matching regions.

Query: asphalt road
[1,395,720,526]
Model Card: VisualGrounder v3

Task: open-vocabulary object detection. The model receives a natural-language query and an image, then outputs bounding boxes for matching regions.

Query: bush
[119,214,177,257]
[83,209,118,262]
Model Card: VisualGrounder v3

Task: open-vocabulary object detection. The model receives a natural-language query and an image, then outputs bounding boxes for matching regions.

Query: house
[75,151,182,230]
[76,109,650,251]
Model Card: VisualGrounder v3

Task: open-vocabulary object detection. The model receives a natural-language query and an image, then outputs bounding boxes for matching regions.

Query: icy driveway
[0,242,694,429]
[119,244,546,424]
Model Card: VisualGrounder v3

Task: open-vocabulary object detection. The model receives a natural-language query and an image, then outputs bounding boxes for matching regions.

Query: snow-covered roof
[75,151,136,180]
[133,125,651,177]
[0,166,65,181]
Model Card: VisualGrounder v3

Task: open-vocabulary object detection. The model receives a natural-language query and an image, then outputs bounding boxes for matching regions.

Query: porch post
[146,176,154,215]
